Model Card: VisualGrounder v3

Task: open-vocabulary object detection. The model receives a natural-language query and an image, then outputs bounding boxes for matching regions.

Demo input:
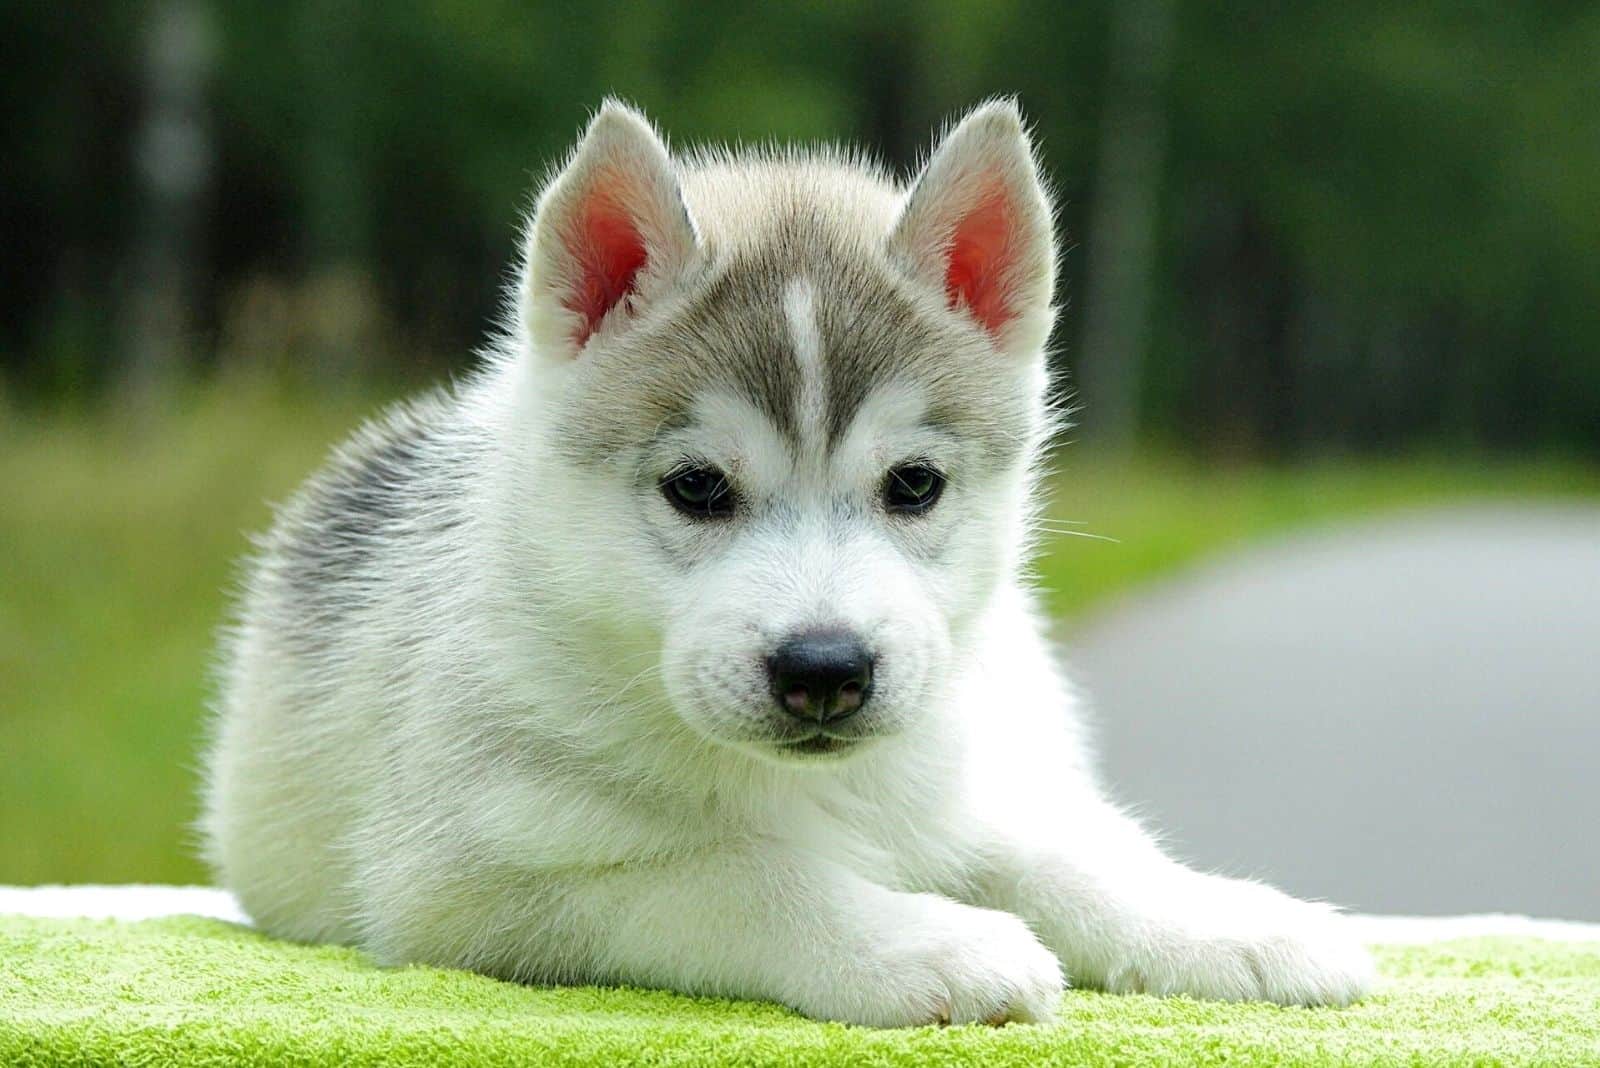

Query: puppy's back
[201,389,478,942]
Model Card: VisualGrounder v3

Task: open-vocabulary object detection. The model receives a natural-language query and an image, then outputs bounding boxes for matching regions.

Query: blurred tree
[1076,0,1176,445]
[122,0,214,402]
[1,0,1595,453]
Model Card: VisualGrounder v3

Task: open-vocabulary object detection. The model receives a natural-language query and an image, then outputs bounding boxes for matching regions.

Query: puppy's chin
[766,732,880,764]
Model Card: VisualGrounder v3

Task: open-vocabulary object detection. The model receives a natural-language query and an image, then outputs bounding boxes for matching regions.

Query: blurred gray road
[1064,505,1600,921]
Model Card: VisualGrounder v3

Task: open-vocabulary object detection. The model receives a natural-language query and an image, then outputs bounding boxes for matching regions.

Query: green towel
[3,914,1598,1066]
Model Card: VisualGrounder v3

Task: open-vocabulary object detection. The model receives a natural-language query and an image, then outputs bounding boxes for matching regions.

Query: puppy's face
[619,277,1037,762]
[516,102,1054,763]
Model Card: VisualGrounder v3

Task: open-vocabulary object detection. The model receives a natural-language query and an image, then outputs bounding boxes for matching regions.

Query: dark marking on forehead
[557,215,1036,471]
[811,261,934,444]
[802,247,1036,465]
[676,265,803,444]
[557,255,805,468]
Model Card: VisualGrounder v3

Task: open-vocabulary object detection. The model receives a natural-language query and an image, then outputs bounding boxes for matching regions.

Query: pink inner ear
[567,185,649,346]
[944,188,1015,336]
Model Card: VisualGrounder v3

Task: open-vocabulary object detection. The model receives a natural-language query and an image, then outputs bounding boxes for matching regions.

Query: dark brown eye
[883,463,945,515]
[661,465,735,519]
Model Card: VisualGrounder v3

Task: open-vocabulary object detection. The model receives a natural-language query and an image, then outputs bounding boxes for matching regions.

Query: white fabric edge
[3,885,1600,944]
[0,884,249,924]
[1343,912,1600,945]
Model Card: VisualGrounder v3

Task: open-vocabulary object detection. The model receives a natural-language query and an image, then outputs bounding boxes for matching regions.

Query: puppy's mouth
[774,733,863,758]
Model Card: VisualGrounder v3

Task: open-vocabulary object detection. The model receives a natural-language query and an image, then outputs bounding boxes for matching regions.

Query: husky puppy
[203,100,1373,1027]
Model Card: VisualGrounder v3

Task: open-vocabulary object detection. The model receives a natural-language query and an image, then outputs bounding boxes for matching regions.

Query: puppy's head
[508,100,1056,764]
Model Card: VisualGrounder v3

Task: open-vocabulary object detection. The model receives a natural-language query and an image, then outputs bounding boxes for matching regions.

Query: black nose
[768,629,874,724]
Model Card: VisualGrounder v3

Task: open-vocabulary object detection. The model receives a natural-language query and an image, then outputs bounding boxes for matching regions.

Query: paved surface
[1065,505,1600,921]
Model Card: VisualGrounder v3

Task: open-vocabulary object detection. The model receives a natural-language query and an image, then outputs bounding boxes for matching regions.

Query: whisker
[1031,525,1121,544]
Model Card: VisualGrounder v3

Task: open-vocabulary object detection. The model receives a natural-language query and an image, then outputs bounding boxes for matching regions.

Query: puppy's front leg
[379,843,1064,1028]
[581,845,1067,1027]
[971,800,1374,1006]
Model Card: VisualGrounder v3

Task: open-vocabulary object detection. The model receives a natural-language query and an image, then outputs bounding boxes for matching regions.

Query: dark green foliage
[2,1,1595,453]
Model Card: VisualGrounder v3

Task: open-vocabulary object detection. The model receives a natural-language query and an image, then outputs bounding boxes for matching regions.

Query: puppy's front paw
[1106,880,1374,1007]
[821,897,1065,1028]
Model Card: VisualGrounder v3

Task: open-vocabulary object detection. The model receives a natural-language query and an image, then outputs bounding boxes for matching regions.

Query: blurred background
[2,2,1596,916]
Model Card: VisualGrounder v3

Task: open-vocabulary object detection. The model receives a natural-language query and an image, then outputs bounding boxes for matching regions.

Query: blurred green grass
[3,380,1597,885]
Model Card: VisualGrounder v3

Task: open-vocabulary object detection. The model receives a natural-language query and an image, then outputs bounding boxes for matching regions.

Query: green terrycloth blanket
[3,915,1598,1066]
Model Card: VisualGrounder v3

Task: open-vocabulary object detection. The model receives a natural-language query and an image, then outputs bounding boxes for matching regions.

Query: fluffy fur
[201,100,1373,1027]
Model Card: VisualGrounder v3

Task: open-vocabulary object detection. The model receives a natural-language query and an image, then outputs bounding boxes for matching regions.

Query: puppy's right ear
[520,101,699,360]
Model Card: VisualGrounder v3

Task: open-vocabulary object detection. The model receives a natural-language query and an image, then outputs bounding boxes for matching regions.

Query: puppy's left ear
[889,100,1056,359]
[521,101,699,360]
